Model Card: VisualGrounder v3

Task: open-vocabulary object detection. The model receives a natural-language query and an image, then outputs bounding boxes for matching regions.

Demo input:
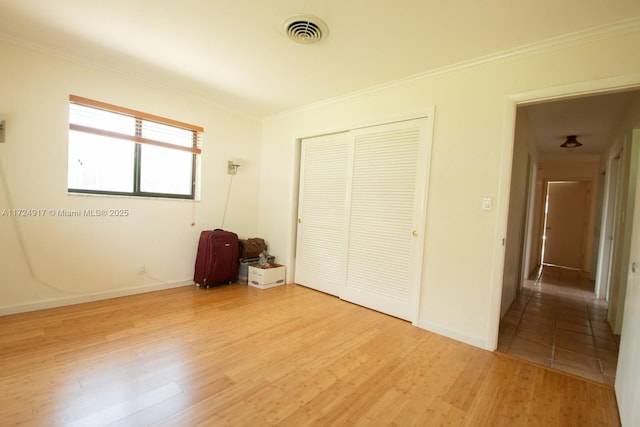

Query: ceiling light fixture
[284,15,328,44]
[560,135,583,149]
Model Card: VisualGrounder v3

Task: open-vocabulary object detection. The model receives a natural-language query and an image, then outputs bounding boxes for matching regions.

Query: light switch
[482,197,492,211]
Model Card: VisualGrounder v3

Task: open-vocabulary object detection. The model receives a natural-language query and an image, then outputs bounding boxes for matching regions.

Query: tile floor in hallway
[497,264,620,385]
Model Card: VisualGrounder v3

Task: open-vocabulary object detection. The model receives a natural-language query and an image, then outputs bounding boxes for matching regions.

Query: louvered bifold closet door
[341,119,430,321]
[294,132,351,296]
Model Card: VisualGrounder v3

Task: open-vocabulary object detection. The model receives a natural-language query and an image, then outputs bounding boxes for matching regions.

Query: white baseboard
[417,319,490,350]
[0,280,192,316]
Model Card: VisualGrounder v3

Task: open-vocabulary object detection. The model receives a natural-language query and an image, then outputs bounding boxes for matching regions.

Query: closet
[294,116,433,322]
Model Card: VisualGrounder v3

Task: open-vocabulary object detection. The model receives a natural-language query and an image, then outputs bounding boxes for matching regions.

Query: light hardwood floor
[1,283,620,426]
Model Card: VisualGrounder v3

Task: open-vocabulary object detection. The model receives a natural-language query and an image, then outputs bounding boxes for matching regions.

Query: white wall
[0,40,262,314]
[500,111,534,317]
[607,93,640,334]
[259,25,640,350]
[526,170,545,276]
[616,128,640,427]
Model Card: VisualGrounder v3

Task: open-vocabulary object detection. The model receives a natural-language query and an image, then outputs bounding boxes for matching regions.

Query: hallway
[497,265,620,385]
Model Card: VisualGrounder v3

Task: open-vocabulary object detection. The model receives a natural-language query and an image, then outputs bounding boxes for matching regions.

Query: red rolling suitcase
[194,229,239,287]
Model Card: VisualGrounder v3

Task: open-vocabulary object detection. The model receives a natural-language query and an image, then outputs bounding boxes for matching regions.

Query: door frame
[595,152,623,300]
[488,74,640,350]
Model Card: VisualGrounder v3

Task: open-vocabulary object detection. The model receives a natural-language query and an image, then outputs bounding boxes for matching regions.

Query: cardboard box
[248,264,285,289]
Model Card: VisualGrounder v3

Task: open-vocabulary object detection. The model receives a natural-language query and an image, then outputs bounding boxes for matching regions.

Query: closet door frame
[293,110,434,325]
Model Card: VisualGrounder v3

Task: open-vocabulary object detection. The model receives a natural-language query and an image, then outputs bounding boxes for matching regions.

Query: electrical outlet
[137,264,145,274]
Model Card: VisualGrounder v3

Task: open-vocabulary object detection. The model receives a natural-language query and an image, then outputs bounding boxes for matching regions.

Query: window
[67,95,203,199]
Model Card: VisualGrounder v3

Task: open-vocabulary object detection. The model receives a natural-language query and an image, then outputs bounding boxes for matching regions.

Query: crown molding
[0,29,262,121]
[265,17,640,122]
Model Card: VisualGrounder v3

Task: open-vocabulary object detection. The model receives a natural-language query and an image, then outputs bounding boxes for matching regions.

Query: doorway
[496,88,640,384]
[595,154,622,301]
[541,181,591,269]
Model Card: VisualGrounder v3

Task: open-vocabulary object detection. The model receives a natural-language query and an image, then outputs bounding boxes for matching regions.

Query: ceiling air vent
[284,15,328,44]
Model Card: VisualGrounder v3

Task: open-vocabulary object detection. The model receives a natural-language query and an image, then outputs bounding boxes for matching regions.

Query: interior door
[294,132,350,296]
[543,181,590,269]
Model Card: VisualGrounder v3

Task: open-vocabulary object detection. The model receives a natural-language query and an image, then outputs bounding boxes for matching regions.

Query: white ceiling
[1,0,639,156]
